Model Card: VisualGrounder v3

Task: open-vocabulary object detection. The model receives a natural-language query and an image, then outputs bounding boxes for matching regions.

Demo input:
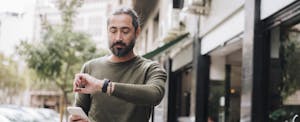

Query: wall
[210,56,225,81]
[200,0,244,54]
[260,0,296,19]
[172,43,193,71]
[159,0,173,38]
[200,0,244,36]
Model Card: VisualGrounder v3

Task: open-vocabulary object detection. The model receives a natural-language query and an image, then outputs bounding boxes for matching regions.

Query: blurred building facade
[29,0,114,112]
[33,0,113,50]
[134,0,300,122]
[29,91,61,112]
[26,0,300,121]
[0,12,30,56]
[0,12,31,105]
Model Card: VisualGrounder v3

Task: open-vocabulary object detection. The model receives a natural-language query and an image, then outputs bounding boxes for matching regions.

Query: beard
[109,38,135,57]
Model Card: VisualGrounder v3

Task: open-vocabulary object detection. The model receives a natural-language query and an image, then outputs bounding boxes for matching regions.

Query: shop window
[269,22,300,122]
[280,23,300,102]
[173,0,184,9]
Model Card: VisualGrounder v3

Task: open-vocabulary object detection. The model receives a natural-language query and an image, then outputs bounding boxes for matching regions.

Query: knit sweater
[75,56,167,122]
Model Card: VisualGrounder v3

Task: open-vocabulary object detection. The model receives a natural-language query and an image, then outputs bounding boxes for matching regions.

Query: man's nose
[116,32,123,40]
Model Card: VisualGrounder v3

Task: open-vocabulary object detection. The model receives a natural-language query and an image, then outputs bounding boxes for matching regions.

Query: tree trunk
[59,93,64,122]
[58,64,71,122]
[59,91,69,122]
[64,92,68,122]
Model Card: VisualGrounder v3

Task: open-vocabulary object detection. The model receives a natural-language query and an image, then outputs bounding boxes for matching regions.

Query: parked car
[35,108,60,122]
[0,105,59,122]
[0,114,10,122]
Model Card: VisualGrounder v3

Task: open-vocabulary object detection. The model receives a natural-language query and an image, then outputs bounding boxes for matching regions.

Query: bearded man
[69,7,167,122]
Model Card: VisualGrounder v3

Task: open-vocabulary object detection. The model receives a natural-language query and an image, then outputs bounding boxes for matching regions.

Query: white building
[0,0,35,57]
[33,0,112,50]
[0,11,34,56]
[138,0,300,122]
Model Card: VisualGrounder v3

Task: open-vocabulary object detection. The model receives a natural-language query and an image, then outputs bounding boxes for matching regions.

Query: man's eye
[122,29,130,34]
[110,29,117,33]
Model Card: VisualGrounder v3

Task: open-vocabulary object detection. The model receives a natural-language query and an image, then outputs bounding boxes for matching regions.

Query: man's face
[107,14,138,57]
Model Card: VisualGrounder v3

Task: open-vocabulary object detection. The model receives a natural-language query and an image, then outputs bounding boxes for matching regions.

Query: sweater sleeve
[112,62,167,106]
[75,62,91,115]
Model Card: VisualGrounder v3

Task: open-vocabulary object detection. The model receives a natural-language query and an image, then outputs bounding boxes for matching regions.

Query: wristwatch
[102,79,111,93]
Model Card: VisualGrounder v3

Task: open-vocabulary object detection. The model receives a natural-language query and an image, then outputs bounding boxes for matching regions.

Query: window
[0,21,2,39]
[173,0,184,9]
[269,21,300,122]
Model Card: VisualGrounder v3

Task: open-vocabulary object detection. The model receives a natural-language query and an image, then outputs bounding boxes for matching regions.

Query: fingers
[73,73,99,94]
[76,74,89,85]
[74,86,87,93]
[73,75,78,90]
[74,73,85,92]
[69,115,88,122]
[73,73,91,93]
[73,74,80,92]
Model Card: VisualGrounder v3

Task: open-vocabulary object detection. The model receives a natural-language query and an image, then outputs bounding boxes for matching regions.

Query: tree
[17,0,108,121]
[281,28,300,99]
[0,53,26,104]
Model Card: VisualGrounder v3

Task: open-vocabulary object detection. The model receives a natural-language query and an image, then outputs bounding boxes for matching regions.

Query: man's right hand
[69,115,88,122]
[73,73,103,94]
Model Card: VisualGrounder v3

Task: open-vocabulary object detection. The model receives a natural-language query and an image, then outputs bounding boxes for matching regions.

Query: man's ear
[135,27,141,37]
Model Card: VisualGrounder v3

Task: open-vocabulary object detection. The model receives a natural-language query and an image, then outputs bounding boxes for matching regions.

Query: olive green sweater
[75,56,167,122]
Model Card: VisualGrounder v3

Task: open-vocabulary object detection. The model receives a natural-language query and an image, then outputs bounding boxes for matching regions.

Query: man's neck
[109,52,136,63]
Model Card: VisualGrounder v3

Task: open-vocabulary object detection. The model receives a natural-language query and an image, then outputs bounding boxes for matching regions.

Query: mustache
[111,41,126,48]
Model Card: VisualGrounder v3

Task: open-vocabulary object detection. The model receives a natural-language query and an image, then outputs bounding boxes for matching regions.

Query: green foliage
[0,53,26,103]
[17,30,98,84]
[16,0,108,93]
[269,106,300,122]
[15,0,109,121]
[280,29,300,99]
[269,108,288,121]
[0,54,25,89]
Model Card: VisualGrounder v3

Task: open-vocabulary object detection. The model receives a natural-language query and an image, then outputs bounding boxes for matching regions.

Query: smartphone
[67,107,89,120]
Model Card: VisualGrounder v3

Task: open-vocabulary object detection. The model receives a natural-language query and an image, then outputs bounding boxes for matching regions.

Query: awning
[143,32,189,59]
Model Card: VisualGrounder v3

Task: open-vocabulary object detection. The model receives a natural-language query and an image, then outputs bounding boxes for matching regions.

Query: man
[69,7,167,122]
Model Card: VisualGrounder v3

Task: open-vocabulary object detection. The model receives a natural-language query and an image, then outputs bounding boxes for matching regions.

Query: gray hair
[107,7,140,31]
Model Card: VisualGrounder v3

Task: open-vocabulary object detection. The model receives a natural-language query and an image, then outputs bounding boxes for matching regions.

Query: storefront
[139,0,300,121]
[196,0,300,122]
[195,0,244,121]
[261,0,300,121]
[240,0,300,121]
